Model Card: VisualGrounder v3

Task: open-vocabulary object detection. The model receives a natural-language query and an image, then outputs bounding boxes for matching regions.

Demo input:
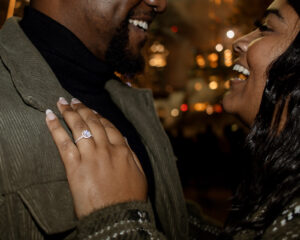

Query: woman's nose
[144,0,167,13]
[233,35,249,54]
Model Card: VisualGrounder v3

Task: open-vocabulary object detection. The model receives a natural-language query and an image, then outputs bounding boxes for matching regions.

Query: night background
[0,0,272,225]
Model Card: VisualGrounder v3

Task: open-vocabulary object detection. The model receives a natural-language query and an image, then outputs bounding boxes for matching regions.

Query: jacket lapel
[105,80,189,240]
[0,17,72,116]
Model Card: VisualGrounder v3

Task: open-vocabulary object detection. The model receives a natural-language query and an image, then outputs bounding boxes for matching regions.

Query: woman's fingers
[99,118,127,146]
[57,97,96,153]
[71,99,126,146]
[70,99,111,145]
[45,109,80,174]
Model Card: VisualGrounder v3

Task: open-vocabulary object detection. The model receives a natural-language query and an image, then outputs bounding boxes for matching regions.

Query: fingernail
[92,110,98,114]
[46,109,56,120]
[71,98,81,104]
[59,97,68,105]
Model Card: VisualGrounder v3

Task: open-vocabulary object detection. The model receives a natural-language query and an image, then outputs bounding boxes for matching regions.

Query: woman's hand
[45,97,147,219]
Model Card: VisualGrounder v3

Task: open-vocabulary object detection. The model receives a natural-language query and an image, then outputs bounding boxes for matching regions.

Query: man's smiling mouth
[129,19,149,31]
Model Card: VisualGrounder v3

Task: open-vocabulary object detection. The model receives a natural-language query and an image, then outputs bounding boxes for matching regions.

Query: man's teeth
[129,19,148,31]
[233,64,250,76]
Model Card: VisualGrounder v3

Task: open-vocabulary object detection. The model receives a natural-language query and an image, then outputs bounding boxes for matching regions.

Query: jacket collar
[0,17,73,116]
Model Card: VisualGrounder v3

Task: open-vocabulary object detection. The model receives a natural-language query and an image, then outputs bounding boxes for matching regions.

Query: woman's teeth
[129,19,148,31]
[233,64,250,76]
[232,64,250,81]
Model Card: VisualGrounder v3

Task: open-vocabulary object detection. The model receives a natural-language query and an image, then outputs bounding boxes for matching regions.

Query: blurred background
[0,0,272,225]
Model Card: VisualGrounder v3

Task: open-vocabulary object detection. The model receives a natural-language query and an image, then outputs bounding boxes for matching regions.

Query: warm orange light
[171,25,178,33]
[224,80,230,89]
[206,105,214,115]
[149,54,167,67]
[150,42,165,53]
[6,0,16,19]
[214,104,223,113]
[194,82,203,91]
[171,108,180,117]
[196,55,206,68]
[224,49,233,67]
[208,53,219,62]
[210,62,218,68]
[209,81,218,90]
[194,103,207,112]
[209,76,218,82]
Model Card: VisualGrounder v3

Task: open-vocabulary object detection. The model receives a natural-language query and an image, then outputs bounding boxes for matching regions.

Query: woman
[45,0,300,239]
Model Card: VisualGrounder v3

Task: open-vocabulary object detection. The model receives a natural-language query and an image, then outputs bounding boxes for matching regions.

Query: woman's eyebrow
[263,9,285,22]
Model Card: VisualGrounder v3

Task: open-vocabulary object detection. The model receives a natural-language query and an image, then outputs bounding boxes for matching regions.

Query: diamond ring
[75,130,93,143]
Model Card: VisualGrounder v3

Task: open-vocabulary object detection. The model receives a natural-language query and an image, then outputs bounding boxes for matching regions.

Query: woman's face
[222,0,300,126]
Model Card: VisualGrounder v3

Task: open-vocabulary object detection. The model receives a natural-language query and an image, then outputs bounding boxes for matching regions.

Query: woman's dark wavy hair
[221,0,300,239]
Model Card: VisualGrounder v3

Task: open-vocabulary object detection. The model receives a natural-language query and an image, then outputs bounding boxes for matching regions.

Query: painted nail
[46,109,56,120]
[59,97,68,105]
[71,98,81,104]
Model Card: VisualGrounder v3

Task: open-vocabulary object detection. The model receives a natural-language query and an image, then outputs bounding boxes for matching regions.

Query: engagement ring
[75,130,93,143]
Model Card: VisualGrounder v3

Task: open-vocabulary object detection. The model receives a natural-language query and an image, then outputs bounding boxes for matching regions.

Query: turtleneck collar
[20,6,115,94]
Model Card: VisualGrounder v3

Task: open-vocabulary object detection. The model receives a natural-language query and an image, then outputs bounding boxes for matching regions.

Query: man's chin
[115,56,145,76]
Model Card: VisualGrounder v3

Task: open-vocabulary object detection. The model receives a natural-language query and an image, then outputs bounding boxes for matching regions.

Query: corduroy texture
[0,18,189,239]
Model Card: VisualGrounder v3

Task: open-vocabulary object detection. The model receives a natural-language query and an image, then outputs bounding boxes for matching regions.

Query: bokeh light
[226,30,235,39]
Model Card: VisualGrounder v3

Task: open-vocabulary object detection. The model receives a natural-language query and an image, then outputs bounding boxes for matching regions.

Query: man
[0,0,194,239]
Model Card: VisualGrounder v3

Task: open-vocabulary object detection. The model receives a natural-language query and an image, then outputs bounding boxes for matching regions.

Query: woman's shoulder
[262,197,300,240]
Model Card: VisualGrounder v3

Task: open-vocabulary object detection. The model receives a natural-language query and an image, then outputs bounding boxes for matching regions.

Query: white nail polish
[71,98,81,104]
[46,109,56,120]
[59,97,68,105]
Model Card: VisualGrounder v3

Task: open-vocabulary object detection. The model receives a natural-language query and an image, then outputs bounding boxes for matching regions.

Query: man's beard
[105,18,146,76]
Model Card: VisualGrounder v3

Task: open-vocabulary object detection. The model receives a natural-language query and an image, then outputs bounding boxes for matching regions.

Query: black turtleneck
[19,7,156,207]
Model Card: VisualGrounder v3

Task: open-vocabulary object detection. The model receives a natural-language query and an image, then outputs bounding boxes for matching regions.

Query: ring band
[75,130,93,143]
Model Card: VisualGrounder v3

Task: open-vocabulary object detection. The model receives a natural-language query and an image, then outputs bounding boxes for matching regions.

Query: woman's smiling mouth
[230,64,251,85]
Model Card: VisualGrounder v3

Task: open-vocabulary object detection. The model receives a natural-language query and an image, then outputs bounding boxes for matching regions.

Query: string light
[196,55,206,68]
[180,104,189,112]
[194,82,203,91]
[214,104,223,113]
[224,49,233,67]
[215,44,224,52]
[209,81,218,90]
[226,30,235,39]
[208,53,219,68]
[171,109,180,117]
[206,105,214,115]
[224,80,230,89]
[194,103,207,112]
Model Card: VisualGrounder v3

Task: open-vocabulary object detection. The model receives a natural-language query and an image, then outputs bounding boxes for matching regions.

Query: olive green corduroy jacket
[0,18,189,240]
[1,17,299,240]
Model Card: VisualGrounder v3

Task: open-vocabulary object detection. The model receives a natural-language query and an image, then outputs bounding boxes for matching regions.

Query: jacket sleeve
[186,200,222,240]
[262,202,300,240]
[75,201,167,240]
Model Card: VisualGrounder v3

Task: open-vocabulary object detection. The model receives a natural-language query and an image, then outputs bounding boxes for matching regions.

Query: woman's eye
[254,20,273,32]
